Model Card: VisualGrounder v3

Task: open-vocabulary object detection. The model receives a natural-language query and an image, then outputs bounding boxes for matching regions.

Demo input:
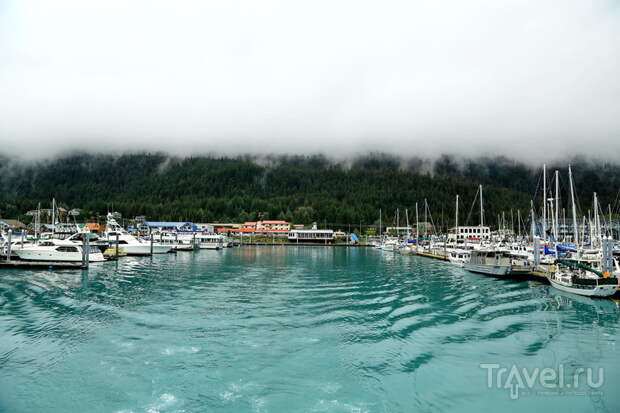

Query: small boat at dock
[549,260,618,297]
[464,250,511,276]
[12,240,105,263]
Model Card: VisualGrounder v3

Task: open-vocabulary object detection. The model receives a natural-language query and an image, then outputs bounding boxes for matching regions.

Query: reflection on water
[0,247,618,412]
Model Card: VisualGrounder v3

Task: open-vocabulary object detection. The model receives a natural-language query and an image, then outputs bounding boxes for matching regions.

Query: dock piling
[115,233,119,259]
[82,234,90,269]
[533,236,540,266]
[6,230,12,263]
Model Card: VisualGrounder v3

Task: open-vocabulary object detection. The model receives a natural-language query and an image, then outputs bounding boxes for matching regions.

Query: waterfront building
[448,226,491,241]
[288,229,335,243]
[386,226,412,236]
[139,222,196,233]
[0,219,26,232]
[257,220,290,231]
[84,222,104,234]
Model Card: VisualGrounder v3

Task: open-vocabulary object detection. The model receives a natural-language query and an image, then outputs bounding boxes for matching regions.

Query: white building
[288,229,334,243]
[449,226,491,241]
[257,220,291,231]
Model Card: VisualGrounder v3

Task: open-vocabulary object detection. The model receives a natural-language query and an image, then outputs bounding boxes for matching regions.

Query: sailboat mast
[588,209,593,244]
[594,194,600,245]
[609,204,613,240]
[530,200,536,241]
[479,185,483,227]
[554,170,559,241]
[51,198,56,235]
[36,202,41,239]
[568,165,579,246]
[542,165,546,240]
[424,199,428,237]
[582,216,586,248]
[455,194,459,235]
[415,202,419,244]
[405,209,410,238]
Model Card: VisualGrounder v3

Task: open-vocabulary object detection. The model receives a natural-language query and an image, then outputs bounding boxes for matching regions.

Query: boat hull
[448,258,465,267]
[548,277,618,297]
[173,244,195,251]
[123,245,171,255]
[464,263,511,276]
[14,249,105,263]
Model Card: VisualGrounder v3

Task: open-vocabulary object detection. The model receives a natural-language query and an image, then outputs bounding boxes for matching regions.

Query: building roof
[290,229,333,233]
[144,222,193,227]
[0,219,26,229]
[261,220,289,224]
[217,228,289,233]
[244,222,257,226]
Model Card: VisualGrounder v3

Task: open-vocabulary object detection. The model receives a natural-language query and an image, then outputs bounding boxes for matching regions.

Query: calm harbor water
[0,247,619,413]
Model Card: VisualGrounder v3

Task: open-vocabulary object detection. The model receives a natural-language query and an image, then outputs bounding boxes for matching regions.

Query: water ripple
[0,247,618,413]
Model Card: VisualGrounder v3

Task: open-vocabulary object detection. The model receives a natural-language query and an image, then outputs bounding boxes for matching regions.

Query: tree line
[0,152,617,231]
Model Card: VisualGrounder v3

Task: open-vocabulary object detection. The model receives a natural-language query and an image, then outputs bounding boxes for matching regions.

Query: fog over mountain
[1,1,619,161]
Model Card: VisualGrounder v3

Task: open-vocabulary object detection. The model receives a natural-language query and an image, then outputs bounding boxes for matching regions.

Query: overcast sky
[1,1,619,160]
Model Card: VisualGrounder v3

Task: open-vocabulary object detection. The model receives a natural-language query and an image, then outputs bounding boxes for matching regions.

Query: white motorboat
[104,214,172,255]
[448,249,470,267]
[381,238,399,252]
[13,240,105,262]
[464,250,511,276]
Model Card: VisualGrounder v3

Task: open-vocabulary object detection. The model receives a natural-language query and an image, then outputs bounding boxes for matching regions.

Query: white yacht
[12,240,105,262]
[104,214,172,255]
[197,234,223,250]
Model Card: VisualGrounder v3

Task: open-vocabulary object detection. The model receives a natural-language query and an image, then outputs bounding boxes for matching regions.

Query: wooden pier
[414,250,449,261]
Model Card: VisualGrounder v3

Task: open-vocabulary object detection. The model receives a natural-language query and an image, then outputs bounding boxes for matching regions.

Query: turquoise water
[0,247,618,413]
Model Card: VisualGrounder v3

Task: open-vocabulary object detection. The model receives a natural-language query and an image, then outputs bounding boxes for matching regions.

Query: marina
[3,164,620,301]
[1,247,618,412]
[3,1,620,410]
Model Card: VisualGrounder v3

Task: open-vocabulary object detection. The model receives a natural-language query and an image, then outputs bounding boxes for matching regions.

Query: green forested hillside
[0,153,618,230]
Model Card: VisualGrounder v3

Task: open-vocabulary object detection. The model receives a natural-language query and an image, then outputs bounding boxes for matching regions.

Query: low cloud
[1,0,619,161]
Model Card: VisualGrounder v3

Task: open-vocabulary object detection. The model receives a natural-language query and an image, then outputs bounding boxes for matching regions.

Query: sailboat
[547,166,619,297]
[447,194,471,267]
[462,185,513,275]
[549,259,618,297]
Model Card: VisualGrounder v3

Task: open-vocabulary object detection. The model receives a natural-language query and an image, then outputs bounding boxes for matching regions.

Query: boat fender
[603,272,611,278]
